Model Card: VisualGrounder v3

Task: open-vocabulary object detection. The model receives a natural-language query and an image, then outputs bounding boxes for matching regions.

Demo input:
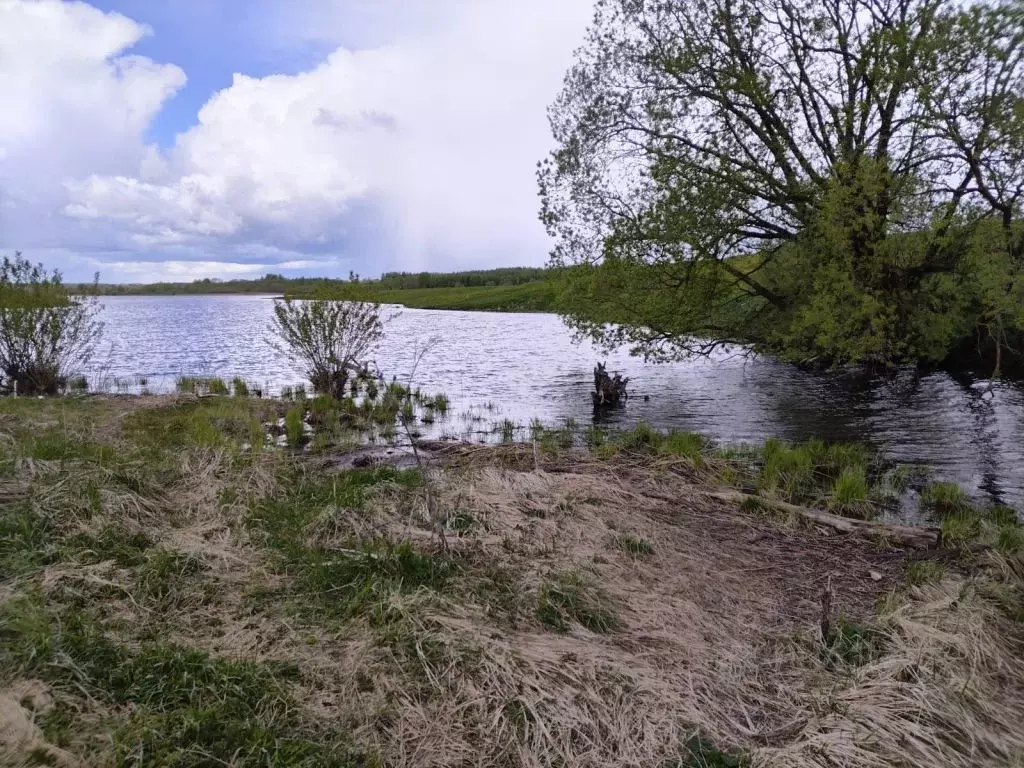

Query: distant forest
[74,267,548,295]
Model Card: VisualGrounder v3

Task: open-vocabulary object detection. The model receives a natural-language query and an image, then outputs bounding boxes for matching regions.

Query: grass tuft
[905,560,945,585]
[615,534,655,557]
[830,466,873,518]
[536,571,619,633]
[921,482,971,516]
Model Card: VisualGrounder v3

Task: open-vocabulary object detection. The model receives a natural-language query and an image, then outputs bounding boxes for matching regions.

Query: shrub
[271,298,386,399]
[0,253,102,395]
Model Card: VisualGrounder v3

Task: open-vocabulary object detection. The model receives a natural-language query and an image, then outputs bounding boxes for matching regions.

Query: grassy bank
[2,396,1023,767]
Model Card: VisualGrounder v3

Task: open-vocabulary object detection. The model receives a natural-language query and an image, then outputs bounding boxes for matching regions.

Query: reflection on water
[87,295,1024,507]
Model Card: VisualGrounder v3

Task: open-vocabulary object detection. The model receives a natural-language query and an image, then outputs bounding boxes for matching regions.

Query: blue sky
[86,1,321,145]
[0,0,592,282]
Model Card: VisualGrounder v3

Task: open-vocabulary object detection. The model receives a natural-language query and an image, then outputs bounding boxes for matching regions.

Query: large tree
[540,0,1024,367]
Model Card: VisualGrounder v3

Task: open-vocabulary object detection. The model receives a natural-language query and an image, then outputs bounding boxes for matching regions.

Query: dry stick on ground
[820,575,834,644]
[708,489,940,549]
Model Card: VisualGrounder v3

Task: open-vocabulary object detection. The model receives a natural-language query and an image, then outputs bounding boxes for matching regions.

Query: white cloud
[0,0,185,254]
[2,0,593,279]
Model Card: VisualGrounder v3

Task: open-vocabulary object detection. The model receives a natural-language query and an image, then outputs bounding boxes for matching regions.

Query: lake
[87,294,1024,509]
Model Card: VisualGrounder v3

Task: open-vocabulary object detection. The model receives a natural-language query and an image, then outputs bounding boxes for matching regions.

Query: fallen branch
[709,489,939,550]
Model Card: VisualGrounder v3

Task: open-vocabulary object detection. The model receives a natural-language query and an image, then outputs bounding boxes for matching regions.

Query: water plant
[285,405,305,448]
[921,482,971,516]
[498,419,517,444]
[830,466,872,518]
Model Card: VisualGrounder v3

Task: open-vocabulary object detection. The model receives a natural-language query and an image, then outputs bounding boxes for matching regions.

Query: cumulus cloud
[2,0,593,281]
[0,0,185,260]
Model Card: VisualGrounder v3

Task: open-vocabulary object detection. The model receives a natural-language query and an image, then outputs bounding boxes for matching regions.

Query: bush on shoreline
[0,253,102,395]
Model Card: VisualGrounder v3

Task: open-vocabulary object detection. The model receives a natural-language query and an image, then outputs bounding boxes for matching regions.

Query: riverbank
[2,395,1022,767]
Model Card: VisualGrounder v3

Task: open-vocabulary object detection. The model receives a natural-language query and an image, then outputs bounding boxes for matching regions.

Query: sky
[0,0,593,282]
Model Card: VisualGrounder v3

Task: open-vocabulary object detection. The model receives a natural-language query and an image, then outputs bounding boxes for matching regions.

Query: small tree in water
[0,253,103,396]
[271,297,385,398]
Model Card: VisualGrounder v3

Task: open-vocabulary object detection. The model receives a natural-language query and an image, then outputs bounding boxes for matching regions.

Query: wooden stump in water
[592,363,629,410]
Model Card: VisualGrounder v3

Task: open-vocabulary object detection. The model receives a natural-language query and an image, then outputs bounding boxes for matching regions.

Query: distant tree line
[373,267,547,290]
[71,268,550,296]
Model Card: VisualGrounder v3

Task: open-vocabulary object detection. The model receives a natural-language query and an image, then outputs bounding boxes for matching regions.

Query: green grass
[232,376,250,397]
[830,466,872,518]
[905,560,945,585]
[176,375,230,395]
[615,534,655,557]
[823,618,884,667]
[920,482,971,516]
[662,430,708,464]
[618,422,661,452]
[536,571,620,633]
[1,593,354,767]
[285,405,305,448]
[674,734,748,768]
[249,467,422,550]
[497,419,517,443]
[295,540,459,621]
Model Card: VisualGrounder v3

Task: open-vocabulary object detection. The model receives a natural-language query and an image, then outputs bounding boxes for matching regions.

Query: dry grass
[0,397,1022,767]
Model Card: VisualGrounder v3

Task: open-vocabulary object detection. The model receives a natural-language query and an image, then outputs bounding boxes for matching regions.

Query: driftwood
[592,363,629,410]
[709,489,940,550]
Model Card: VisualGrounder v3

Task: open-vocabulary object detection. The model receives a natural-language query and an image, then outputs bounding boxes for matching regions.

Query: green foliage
[271,298,384,399]
[0,253,102,395]
[232,377,250,397]
[542,0,1024,369]
[536,571,619,633]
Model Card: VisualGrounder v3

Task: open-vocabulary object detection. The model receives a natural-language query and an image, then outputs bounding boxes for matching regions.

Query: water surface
[87,295,1024,508]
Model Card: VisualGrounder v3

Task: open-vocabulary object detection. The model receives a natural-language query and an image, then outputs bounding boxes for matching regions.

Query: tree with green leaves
[0,253,103,395]
[540,0,1024,369]
[270,298,387,398]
